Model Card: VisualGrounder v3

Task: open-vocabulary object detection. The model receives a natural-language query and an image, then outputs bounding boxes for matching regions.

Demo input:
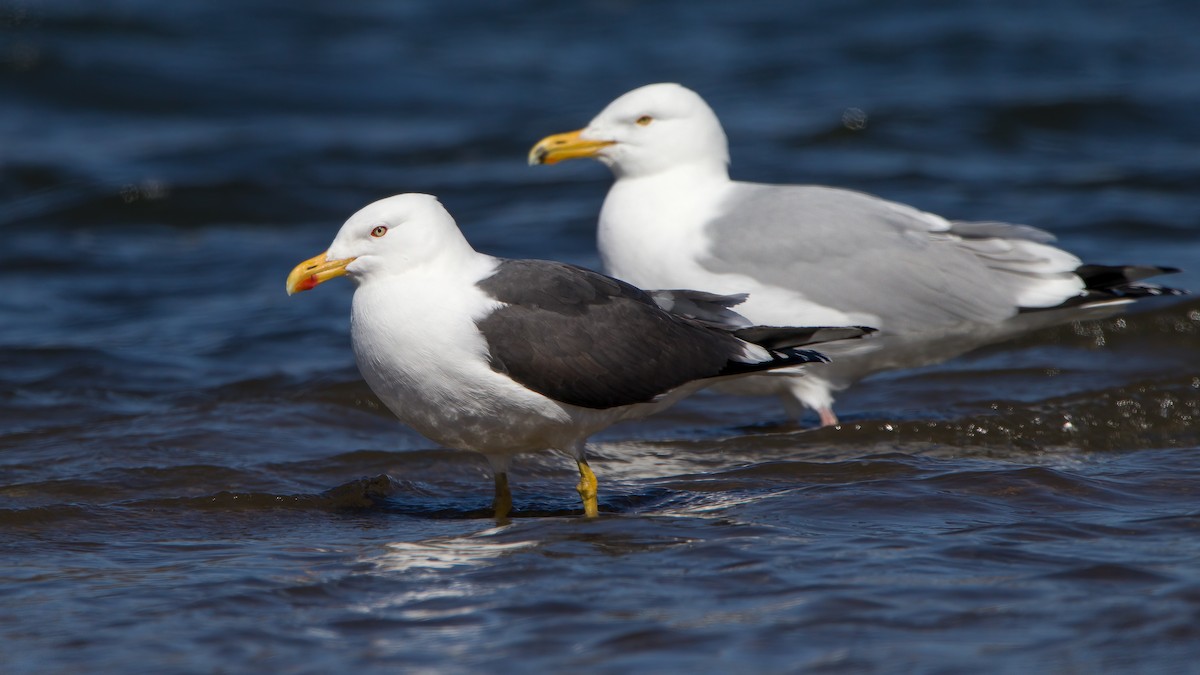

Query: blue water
[3,1,1200,673]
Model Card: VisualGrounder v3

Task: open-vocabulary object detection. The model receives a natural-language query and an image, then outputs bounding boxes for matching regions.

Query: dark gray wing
[732,325,875,350]
[475,260,822,410]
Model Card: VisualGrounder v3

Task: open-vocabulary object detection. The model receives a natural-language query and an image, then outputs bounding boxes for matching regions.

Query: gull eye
[370,225,388,238]
[636,115,653,126]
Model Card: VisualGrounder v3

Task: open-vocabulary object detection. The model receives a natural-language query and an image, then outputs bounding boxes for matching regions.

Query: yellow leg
[576,459,599,518]
[492,471,513,521]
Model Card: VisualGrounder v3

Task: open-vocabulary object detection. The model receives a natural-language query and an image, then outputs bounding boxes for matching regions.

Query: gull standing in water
[287,193,871,518]
[529,83,1183,426]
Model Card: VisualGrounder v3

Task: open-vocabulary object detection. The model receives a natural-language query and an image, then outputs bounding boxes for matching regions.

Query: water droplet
[841,107,867,130]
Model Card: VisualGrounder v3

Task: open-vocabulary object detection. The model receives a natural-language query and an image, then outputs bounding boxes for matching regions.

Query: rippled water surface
[3,1,1200,673]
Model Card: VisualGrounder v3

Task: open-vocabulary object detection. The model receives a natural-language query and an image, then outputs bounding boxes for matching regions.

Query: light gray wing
[700,183,1076,330]
[948,220,1057,243]
[647,289,752,329]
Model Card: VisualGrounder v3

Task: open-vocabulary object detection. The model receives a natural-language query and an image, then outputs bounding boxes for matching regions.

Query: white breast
[348,264,638,457]
[598,170,872,328]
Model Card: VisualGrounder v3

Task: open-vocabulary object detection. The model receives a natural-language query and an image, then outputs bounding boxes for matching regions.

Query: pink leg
[818,407,839,427]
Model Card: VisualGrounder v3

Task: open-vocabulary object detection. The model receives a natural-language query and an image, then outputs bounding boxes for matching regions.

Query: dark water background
[4,1,1200,672]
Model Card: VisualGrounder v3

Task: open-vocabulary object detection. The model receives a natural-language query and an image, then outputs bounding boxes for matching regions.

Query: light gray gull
[286,193,872,518]
[529,82,1184,427]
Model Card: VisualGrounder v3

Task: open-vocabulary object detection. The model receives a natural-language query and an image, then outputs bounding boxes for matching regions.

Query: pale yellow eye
[371,225,388,238]
[636,115,653,126]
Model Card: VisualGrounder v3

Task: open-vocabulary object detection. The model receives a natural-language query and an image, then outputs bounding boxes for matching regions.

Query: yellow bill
[528,129,613,166]
[286,251,355,295]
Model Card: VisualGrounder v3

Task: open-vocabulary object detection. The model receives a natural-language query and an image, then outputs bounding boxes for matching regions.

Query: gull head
[529,83,730,179]
[286,193,472,295]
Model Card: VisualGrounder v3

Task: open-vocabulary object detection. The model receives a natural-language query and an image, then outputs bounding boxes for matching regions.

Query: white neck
[597,162,732,288]
[348,253,501,424]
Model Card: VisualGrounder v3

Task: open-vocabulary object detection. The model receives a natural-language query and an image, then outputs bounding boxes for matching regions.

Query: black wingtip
[782,348,831,365]
[1076,263,1185,290]
[1066,263,1189,304]
[733,324,878,350]
[1135,285,1188,297]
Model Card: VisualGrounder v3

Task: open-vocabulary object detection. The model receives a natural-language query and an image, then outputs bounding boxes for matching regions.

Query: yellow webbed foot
[576,459,599,518]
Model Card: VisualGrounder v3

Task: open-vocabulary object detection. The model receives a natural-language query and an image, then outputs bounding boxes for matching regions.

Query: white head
[529,83,730,179]
[286,193,477,294]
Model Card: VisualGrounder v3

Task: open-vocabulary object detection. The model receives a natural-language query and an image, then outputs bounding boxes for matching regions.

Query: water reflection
[368,526,537,574]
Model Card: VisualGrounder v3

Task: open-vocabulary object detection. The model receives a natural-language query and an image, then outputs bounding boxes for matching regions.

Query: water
[3,1,1200,672]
